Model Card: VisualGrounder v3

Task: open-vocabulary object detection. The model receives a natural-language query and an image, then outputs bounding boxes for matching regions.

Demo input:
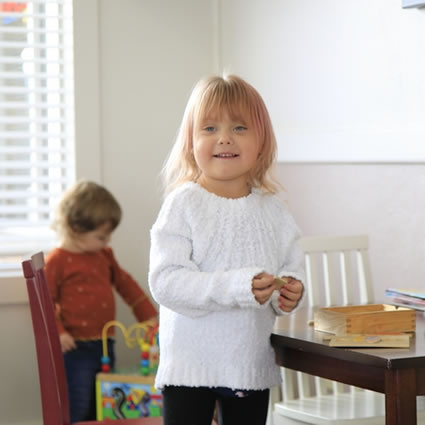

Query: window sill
[0,227,56,278]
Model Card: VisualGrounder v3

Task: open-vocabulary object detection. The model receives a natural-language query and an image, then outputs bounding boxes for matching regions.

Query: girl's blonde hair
[162,74,280,195]
[52,180,122,239]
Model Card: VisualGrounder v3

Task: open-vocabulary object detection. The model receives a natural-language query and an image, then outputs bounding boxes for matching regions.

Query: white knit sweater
[149,182,305,390]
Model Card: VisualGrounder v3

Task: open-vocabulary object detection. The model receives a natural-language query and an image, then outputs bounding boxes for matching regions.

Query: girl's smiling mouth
[213,153,239,158]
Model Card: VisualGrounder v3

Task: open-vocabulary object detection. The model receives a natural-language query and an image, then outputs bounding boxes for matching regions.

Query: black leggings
[162,385,270,425]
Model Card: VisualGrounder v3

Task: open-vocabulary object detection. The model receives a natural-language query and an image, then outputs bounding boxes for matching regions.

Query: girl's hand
[252,272,276,305]
[60,332,76,353]
[278,277,304,312]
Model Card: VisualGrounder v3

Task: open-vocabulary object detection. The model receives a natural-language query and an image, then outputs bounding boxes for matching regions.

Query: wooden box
[314,304,416,335]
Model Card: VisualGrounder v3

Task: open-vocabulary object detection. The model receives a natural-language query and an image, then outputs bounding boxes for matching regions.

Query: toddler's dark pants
[64,339,115,423]
[162,385,270,425]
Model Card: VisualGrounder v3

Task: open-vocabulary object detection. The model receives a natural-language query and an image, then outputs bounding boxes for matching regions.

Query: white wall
[277,164,425,301]
[0,278,42,425]
[219,0,425,162]
[218,0,425,299]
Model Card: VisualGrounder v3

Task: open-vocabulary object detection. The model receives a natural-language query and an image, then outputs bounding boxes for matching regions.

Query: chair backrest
[299,234,374,307]
[281,234,374,401]
[22,252,70,425]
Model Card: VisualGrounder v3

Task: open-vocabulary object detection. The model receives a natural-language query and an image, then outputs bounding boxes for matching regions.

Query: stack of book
[385,288,425,311]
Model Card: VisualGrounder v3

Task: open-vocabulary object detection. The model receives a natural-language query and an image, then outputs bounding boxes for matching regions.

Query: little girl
[149,74,305,425]
[45,180,157,423]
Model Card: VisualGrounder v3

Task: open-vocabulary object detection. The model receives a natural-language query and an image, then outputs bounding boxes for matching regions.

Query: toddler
[45,180,157,423]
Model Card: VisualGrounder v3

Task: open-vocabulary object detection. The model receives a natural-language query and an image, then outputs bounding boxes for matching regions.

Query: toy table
[96,370,162,420]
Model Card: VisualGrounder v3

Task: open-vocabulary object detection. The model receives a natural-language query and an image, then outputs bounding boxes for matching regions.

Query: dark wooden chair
[22,252,162,425]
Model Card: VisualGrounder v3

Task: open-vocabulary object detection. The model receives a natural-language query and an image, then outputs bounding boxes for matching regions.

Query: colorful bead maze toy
[96,319,162,420]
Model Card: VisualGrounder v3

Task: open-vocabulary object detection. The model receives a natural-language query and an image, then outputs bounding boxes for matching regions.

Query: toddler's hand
[60,332,76,353]
[252,272,276,305]
[278,277,304,312]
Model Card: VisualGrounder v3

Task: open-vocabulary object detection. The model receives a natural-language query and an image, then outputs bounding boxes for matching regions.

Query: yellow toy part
[100,319,159,375]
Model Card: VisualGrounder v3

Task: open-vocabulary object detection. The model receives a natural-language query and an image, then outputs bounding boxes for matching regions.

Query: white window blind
[0,0,75,274]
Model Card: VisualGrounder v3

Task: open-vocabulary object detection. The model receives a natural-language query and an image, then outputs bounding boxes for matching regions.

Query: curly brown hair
[52,180,122,239]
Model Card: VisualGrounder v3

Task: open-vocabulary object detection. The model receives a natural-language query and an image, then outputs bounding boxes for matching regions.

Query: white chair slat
[322,252,332,306]
[304,253,316,306]
[357,250,373,304]
[339,251,351,305]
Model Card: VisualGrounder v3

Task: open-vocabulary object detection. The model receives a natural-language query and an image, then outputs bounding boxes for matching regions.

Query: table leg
[385,368,417,425]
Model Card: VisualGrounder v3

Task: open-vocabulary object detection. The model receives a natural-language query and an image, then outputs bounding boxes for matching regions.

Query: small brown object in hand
[274,277,289,291]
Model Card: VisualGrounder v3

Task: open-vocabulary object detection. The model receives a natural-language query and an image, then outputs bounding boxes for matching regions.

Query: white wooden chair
[271,234,425,425]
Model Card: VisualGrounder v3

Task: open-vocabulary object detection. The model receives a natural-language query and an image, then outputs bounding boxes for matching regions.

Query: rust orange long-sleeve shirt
[45,247,157,340]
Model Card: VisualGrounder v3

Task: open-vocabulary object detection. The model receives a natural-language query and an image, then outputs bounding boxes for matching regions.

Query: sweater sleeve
[105,248,157,322]
[44,250,67,335]
[148,197,263,318]
[271,206,307,316]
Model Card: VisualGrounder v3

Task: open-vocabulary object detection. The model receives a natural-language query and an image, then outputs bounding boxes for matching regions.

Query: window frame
[0,0,101,281]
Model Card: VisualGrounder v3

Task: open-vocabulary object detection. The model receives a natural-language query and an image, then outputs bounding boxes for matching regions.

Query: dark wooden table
[271,307,425,425]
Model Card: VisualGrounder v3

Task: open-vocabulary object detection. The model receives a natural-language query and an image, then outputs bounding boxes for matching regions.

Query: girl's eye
[235,125,247,132]
[204,126,215,132]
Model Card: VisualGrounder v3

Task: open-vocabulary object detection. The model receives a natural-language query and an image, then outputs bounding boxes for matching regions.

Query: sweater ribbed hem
[154,362,282,391]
